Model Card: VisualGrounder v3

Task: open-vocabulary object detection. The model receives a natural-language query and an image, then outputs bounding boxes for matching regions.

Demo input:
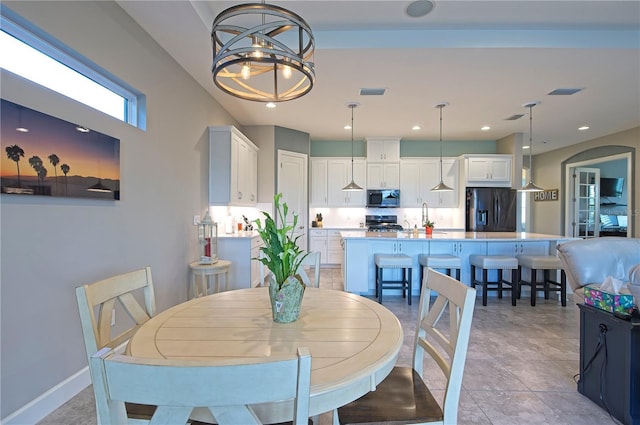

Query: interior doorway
[563,152,632,238]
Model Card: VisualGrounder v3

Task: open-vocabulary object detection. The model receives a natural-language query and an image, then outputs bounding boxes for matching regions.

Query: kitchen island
[340,231,577,295]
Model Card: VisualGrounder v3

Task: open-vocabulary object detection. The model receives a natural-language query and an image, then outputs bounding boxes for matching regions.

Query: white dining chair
[75,266,157,421]
[90,346,312,425]
[297,251,321,288]
[336,267,476,425]
[260,251,321,288]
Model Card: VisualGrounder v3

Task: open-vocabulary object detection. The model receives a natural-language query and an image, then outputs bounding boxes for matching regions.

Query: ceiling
[118,1,640,154]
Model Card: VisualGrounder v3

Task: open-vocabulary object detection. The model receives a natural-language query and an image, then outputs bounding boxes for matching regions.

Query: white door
[571,167,600,238]
[277,150,308,250]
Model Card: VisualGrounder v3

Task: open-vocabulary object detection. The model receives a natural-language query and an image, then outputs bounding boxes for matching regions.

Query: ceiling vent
[505,114,525,121]
[548,88,583,96]
[359,88,386,96]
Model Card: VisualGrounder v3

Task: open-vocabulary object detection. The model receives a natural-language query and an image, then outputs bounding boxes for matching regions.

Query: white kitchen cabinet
[367,162,400,189]
[366,137,400,162]
[487,241,549,256]
[310,159,328,206]
[327,230,344,264]
[400,158,458,207]
[217,235,264,289]
[209,126,259,206]
[327,158,366,207]
[464,154,512,187]
[311,158,365,207]
[309,229,328,263]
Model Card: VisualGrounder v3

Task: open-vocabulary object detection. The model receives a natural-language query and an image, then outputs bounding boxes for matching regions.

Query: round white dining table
[127,286,403,423]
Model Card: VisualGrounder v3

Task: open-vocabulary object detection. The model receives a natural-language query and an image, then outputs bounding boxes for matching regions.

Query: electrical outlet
[193,215,200,226]
[111,309,116,326]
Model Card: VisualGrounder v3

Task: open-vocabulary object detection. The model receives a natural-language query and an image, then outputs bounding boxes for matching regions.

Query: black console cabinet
[578,304,639,425]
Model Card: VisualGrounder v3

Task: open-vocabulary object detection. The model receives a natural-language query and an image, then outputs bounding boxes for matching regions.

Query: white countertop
[340,230,575,241]
[218,230,259,239]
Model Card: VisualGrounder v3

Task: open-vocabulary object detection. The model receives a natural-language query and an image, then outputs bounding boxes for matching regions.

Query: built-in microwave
[367,189,400,208]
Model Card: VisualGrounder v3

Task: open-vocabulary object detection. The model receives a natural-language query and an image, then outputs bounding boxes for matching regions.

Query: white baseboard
[1,367,91,425]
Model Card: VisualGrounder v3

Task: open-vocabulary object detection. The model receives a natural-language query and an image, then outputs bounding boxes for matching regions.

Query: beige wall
[532,127,639,236]
[0,1,239,419]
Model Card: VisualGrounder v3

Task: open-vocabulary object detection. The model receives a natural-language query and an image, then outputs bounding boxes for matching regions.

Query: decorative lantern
[198,211,218,264]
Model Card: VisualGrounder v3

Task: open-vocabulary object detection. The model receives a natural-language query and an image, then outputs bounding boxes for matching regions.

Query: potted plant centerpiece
[424,219,435,236]
[255,193,309,323]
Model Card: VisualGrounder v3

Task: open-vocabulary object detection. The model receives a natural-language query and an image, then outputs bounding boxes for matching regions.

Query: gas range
[365,215,404,232]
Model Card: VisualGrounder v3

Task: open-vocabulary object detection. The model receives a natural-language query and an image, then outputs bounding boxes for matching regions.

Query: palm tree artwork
[28,155,47,194]
[5,145,25,188]
[48,154,60,194]
[61,164,70,196]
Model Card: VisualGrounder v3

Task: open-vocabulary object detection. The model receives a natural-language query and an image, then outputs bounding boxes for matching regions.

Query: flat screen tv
[600,177,624,197]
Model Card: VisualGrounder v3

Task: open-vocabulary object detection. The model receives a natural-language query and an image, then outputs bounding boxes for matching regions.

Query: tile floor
[38,267,622,425]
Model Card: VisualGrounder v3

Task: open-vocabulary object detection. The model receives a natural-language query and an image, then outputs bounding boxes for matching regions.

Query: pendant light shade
[431,102,454,192]
[519,101,544,192]
[211,1,315,102]
[342,103,363,191]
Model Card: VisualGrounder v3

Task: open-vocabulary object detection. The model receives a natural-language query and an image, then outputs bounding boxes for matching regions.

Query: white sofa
[556,237,640,304]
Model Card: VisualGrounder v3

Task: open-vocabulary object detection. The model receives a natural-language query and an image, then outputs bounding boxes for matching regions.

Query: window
[0,5,146,130]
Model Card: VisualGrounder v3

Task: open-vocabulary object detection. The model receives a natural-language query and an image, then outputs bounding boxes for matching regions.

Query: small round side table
[189,260,232,298]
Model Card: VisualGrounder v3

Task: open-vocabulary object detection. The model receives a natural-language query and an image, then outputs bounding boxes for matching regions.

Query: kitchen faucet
[403,218,411,230]
[421,202,429,225]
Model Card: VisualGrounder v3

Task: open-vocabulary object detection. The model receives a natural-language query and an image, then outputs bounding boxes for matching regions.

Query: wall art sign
[1,99,120,200]
[533,189,559,202]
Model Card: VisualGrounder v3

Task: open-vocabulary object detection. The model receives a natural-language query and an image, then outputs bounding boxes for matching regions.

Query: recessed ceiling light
[523,145,530,149]
[344,125,352,130]
[15,127,29,133]
[265,102,276,108]
[412,125,421,131]
[578,126,590,131]
[406,0,434,17]
[481,125,491,131]
[76,125,90,133]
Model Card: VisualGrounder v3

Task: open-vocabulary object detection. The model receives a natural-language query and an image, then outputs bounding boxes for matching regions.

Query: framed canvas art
[1,99,120,200]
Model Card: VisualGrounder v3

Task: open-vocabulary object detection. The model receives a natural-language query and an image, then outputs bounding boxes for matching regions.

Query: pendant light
[431,102,454,192]
[342,103,363,191]
[519,101,544,192]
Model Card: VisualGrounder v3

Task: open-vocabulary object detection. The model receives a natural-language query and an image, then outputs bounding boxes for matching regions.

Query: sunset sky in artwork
[1,99,119,180]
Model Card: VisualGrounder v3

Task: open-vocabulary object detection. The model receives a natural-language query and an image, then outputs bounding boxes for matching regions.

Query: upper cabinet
[400,158,459,208]
[311,158,366,207]
[366,137,400,162]
[463,154,512,187]
[367,162,400,189]
[366,137,400,189]
[209,126,259,206]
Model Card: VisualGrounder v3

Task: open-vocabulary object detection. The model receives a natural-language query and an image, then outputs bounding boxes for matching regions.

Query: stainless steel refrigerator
[465,187,517,232]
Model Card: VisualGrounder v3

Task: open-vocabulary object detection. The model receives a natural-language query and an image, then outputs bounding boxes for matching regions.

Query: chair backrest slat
[90,346,312,425]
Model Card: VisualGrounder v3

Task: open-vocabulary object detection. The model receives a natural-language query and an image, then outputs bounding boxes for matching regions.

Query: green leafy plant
[255,193,309,290]
[423,219,435,228]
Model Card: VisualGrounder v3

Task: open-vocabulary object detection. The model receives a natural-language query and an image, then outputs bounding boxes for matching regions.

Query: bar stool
[469,255,518,306]
[189,260,232,298]
[418,254,461,286]
[374,254,412,305]
[517,255,567,306]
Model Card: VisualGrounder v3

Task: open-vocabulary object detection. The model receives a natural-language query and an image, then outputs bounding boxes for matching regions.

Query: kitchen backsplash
[310,207,464,229]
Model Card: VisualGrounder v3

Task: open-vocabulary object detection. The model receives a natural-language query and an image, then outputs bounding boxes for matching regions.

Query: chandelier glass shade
[431,102,454,192]
[211,2,315,102]
[342,103,363,191]
[519,102,544,192]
